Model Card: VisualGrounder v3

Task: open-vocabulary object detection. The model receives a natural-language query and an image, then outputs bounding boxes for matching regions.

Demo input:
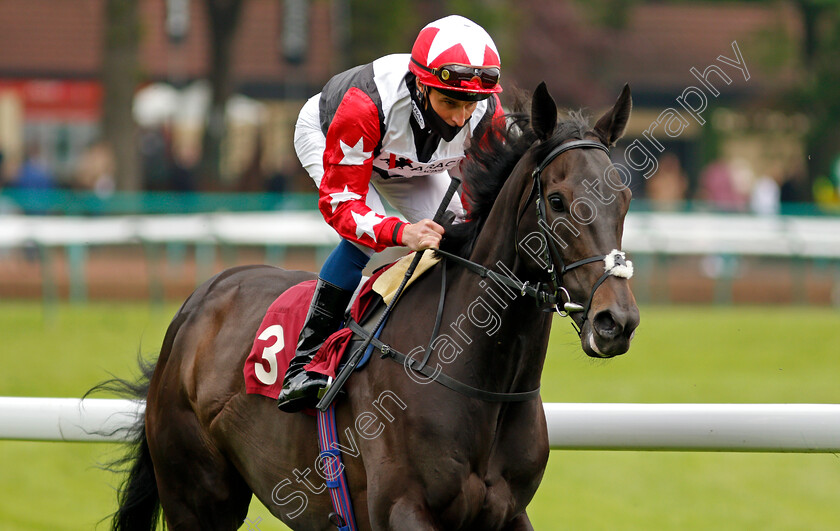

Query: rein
[350,138,633,403]
[320,138,635,408]
[348,320,541,402]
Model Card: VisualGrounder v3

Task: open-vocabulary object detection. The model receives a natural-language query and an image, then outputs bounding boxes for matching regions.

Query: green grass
[532,307,840,531]
[1,302,839,530]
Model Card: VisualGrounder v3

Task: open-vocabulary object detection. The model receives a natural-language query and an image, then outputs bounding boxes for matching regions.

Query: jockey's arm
[318,88,406,253]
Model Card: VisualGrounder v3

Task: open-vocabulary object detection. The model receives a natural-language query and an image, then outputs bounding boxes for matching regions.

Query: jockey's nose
[453,107,469,127]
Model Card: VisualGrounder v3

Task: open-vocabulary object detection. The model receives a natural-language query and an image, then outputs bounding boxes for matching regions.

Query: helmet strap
[417,82,429,108]
[411,79,466,142]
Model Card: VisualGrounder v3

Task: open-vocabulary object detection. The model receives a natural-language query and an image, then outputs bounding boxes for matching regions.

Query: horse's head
[517,83,639,358]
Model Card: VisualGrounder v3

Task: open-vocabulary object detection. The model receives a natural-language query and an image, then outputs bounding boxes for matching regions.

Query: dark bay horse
[108,83,639,530]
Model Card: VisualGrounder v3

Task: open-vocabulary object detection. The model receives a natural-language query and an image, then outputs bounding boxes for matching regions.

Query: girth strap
[347,320,540,403]
[316,405,357,531]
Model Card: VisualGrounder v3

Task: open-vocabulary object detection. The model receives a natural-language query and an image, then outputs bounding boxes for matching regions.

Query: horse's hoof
[316,377,334,399]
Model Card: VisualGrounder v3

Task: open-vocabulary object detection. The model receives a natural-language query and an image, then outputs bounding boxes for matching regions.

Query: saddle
[242,252,439,400]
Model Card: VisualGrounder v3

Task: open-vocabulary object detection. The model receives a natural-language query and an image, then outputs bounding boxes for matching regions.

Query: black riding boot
[277,278,354,412]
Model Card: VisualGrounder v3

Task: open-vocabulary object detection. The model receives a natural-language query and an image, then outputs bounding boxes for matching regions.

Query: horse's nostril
[593,311,621,339]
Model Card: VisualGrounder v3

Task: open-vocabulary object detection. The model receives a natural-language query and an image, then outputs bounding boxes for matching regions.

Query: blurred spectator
[779,165,810,204]
[266,161,296,194]
[813,174,839,207]
[0,168,20,215]
[169,143,198,191]
[13,143,55,190]
[749,171,781,216]
[813,156,840,209]
[696,159,747,211]
[237,132,265,192]
[646,153,687,210]
[75,139,116,198]
[0,173,21,259]
[729,158,756,205]
[140,127,170,190]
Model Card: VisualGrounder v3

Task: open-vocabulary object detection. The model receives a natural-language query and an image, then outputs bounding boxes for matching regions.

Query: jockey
[278,14,505,412]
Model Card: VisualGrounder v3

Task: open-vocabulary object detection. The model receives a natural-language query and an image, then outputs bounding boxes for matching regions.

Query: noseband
[435,139,633,335]
[524,139,634,331]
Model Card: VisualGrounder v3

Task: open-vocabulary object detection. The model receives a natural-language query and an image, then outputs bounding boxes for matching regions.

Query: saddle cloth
[243,251,440,399]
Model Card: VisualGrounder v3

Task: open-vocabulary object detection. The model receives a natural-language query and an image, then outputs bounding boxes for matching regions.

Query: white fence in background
[0,211,340,248]
[2,397,839,453]
[2,210,839,304]
[1,211,840,258]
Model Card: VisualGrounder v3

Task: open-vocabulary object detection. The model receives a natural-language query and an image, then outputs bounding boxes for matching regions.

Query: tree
[343,0,512,69]
[752,0,840,191]
[102,0,142,191]
[788,1,840,189]
[199,0,246,189]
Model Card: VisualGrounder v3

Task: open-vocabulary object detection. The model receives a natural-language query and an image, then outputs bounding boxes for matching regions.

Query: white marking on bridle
[604,249,634,279]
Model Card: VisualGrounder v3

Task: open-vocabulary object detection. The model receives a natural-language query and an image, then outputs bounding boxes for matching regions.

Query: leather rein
[350,139,633,403]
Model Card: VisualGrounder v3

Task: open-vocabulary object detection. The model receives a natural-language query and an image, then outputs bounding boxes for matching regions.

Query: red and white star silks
[311,54,505,252]
[318,87,404,252]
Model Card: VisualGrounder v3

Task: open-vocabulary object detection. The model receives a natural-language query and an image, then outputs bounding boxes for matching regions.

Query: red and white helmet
[409,15,502,98]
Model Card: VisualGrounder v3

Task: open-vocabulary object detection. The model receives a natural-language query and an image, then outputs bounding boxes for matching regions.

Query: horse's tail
[112,417,160,531]
[86,355,162,531]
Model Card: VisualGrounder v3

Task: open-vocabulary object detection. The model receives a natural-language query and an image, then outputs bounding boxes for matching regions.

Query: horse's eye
[548,194,564,212]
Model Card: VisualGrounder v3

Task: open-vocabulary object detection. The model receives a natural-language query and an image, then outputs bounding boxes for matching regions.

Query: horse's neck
[446,181,552,392]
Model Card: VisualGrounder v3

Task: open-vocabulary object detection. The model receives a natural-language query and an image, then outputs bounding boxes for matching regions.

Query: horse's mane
[439,109,593,257]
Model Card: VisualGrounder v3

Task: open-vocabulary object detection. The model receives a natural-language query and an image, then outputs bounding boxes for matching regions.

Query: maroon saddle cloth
[243,265,393,399]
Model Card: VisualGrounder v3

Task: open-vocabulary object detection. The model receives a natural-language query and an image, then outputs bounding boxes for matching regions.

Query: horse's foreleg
[375,496,440,530]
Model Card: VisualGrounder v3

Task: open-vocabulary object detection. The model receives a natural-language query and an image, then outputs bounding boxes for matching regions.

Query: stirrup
[316,376,333,399]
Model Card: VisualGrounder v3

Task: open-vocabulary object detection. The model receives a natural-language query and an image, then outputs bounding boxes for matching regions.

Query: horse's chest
[443,420,548,526]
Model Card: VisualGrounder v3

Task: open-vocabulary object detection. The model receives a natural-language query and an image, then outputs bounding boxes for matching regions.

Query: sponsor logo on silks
[374,154,460,177]
[410,100,425,129]
[387,153,414,169]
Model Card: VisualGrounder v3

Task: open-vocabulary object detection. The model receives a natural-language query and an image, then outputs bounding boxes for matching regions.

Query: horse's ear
[531,82,557,141]
[593,83,632,147]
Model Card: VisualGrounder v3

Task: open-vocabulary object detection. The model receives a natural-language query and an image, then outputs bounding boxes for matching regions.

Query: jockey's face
[424,86,479,128]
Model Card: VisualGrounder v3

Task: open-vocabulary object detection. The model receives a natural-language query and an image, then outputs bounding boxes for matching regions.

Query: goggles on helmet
[411,58,500,91]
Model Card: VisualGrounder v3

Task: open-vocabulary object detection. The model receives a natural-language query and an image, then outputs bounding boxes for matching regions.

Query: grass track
[1,302,838,530]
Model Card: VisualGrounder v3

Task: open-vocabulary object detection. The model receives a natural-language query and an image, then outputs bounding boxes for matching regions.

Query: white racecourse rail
[2,211,840,258]
[1,397,839,452]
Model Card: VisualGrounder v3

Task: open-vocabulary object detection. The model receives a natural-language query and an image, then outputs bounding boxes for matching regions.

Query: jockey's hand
[402,219,444,251]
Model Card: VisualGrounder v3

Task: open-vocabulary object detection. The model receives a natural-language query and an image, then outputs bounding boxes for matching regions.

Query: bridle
[437,138,634,334]
[333,139,634,404]
[527,139,635,323]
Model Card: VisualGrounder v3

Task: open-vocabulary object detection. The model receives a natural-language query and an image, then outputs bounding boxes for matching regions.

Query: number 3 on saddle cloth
[243,252,440,403]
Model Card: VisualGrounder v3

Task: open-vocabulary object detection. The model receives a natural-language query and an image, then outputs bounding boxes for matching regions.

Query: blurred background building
[0,0,836,201]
